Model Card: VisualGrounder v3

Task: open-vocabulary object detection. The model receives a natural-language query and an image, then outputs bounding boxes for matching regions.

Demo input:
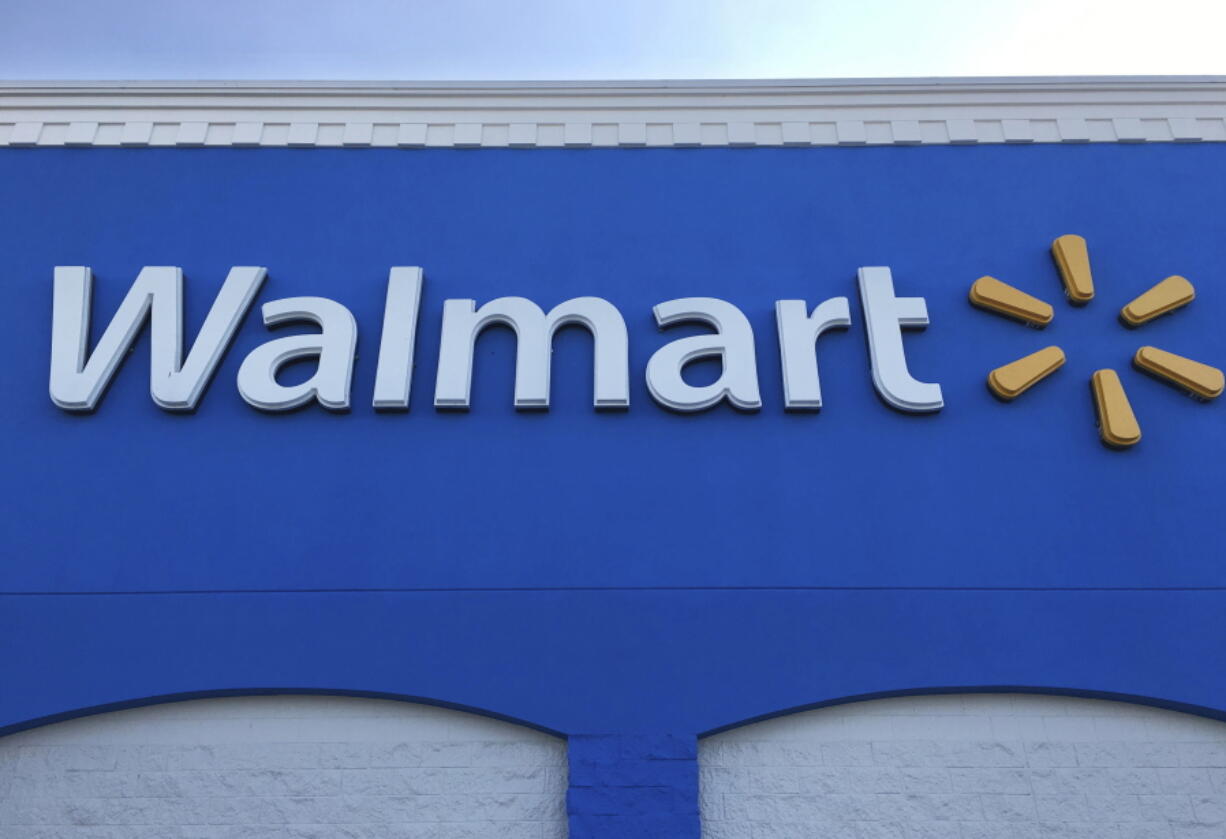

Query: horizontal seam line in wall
[2,586,1226,596]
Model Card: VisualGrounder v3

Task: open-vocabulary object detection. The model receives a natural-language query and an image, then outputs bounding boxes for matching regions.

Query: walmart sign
[6,143,1226,749]
[50,236,1220,448]
[49,264,941,415]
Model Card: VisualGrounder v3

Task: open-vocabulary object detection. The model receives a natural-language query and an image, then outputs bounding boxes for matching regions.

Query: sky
[1,0,1224,80]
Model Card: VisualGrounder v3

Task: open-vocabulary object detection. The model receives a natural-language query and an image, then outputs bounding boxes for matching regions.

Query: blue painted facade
[2,144,1225,835]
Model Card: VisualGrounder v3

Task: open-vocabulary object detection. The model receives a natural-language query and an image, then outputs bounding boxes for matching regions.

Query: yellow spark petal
[1091,369,1141,448]
[1052,234,1094,304]
[1133,346,1225,399]
[969,276,1054,326]
[988,346,1066,400]
[1120,276,1196,326]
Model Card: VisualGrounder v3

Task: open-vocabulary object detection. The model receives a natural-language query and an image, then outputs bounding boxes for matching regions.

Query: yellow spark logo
[969,235,1224,449]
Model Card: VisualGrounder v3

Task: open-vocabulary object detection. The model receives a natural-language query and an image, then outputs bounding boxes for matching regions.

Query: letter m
[434,296,629,409]
[49,266,266,411]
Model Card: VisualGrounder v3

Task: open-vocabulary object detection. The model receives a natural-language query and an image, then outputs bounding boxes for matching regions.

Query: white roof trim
[2,77,1226,148]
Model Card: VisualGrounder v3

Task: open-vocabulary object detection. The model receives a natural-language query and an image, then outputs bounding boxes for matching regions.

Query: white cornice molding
[2,76,1225,148]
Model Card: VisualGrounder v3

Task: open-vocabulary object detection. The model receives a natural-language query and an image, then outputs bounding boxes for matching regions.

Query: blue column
[567,733,701,838]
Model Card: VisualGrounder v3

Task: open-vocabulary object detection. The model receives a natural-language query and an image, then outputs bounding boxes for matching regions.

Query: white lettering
[775,297,851,410]
[646,297,761,412]
[857,266,943,413]
[434,296,629,410]
[49,265,265,412]
[237,297,357,411]
[371,267,424,410]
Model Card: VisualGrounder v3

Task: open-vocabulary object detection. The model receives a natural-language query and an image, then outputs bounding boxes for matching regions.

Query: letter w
[50,266,266,411]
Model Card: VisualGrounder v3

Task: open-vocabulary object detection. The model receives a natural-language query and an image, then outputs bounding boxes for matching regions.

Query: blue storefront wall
[2,144,1225,835]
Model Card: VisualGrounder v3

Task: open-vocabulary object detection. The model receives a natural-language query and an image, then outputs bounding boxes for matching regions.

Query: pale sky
[2,0,1224,80]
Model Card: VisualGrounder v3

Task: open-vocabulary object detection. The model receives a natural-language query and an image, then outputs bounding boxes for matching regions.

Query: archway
[0,694,568,836]
[701,693,1226,836]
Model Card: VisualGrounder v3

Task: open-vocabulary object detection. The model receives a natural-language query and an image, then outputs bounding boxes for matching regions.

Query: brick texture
[568,734,699,838]
[700,694,1226,839]
[0,695,568,838]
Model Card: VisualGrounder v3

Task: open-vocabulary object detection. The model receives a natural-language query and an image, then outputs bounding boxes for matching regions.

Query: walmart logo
[42,247,1225,430]
[970,235,1224,449]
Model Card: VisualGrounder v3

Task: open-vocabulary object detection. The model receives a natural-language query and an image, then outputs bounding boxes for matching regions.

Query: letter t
[857,266,944,413]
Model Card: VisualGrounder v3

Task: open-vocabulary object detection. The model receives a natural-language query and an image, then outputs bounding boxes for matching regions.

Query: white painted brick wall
[0,695,568,838]
[700,693,1226,839]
